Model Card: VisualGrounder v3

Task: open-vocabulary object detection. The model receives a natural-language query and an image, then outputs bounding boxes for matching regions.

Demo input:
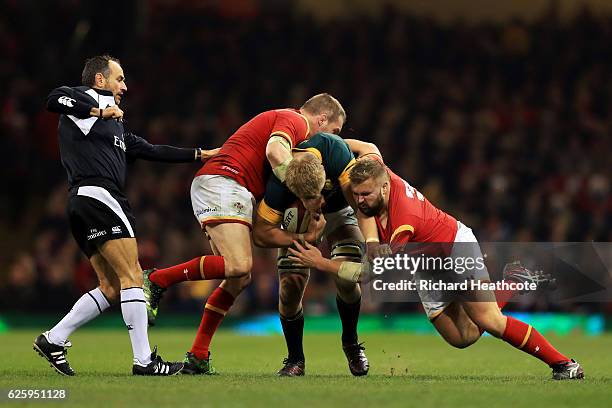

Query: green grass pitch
[1,329,610,407]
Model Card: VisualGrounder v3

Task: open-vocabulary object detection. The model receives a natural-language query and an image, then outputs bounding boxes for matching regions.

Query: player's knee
[236,273,252,290]
[279,273,307,311]
[441,326,480,349]
[447,337,476,349]
[280,273,308,291]
[335,279,361,303]
[225,257,252,278]
[279,279,304,316]
[471,313,505,338]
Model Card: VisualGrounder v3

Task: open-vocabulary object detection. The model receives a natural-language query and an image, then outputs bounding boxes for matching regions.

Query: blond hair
[285,153,326,199]
[301,93,346,124]
[349,158,388,185]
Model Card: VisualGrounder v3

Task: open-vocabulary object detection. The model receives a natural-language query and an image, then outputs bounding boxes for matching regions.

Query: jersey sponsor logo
[221,165,239,174]
[58,96,76,107]
[87,229,107,240]
[126,324,133,331]
[114,135,126,152]
[112,226,122,234]
[282,208,299,230]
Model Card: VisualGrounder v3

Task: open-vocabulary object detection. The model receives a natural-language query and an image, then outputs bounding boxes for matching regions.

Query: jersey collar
[86,88,116,109]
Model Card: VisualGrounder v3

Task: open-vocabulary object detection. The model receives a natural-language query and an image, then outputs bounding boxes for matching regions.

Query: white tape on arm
[268,135,291,151]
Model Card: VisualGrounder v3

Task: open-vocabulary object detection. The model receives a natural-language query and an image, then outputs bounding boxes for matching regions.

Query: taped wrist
[272,157,292,182]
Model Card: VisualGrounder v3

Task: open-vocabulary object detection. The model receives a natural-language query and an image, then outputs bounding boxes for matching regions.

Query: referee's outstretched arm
[124,132,205,163]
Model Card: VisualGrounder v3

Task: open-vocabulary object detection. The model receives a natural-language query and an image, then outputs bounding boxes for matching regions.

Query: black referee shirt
[47,86,197,192]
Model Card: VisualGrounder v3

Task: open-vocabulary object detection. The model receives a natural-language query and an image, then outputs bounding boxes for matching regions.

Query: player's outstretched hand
[101,105,124,119]
[288,240,324,269]
[200,148,220,162]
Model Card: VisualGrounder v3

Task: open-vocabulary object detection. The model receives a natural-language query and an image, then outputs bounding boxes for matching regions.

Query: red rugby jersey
[376,167,458,249]
[198,109,310,200]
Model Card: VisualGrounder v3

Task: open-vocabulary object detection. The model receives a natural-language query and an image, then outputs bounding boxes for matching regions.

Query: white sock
[47,287,111,346]
[120,287,152,366]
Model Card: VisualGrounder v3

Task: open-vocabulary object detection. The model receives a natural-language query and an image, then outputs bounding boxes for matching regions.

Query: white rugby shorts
[191,175,256,229]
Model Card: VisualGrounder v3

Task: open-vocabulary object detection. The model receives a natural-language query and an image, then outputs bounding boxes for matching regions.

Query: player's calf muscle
[99,281,120,301]
[116,270,142,288]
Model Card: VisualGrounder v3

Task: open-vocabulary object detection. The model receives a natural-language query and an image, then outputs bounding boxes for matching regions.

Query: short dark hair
[81,55,121,87]
[349,158,388,185]
[301,93,346,124]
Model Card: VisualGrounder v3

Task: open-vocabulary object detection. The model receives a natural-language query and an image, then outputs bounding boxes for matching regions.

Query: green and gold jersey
[257,132,356,225]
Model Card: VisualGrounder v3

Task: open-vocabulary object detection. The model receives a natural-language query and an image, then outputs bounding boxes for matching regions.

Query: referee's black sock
[336,296,361,345]
[280,310,305,362]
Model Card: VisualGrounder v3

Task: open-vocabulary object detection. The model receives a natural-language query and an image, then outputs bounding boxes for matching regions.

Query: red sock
[502,316,570,366]
[150,256,225,288]
[191,287,235,360]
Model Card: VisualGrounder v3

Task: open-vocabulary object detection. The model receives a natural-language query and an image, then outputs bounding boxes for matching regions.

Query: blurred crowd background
[1,0,610,316]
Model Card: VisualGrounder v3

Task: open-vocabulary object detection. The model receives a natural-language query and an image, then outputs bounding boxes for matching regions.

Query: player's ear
[318,112,328,127]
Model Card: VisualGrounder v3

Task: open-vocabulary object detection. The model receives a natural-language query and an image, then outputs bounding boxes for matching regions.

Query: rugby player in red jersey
[288,157,584,380]
[142,94,345,373]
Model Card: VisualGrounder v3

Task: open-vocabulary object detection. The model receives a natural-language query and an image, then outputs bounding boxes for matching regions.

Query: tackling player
[288,157,584,380]
[252,133,378,376]
[143,94,346,374]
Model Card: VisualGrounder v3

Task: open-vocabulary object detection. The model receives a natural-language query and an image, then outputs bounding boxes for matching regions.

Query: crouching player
[288,157,584,380]
[253,133,377,376]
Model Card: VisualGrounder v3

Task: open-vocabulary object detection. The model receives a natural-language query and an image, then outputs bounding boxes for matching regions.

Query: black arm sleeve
[46,86,95,118]
[124,132,196,163]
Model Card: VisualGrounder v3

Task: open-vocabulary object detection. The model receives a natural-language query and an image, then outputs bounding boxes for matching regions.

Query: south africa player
[252,133,378,376]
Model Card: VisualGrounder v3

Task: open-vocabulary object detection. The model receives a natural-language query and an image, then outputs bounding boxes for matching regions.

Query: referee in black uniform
[33,55,215,376]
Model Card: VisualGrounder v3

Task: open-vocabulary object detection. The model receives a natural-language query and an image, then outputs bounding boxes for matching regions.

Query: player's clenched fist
[305,212,326,244]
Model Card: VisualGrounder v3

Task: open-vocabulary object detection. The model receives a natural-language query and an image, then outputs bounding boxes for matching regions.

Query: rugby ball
[281,201,311,233]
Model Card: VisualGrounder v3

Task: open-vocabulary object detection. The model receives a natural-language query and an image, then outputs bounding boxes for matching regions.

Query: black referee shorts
[67,185,136,258]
